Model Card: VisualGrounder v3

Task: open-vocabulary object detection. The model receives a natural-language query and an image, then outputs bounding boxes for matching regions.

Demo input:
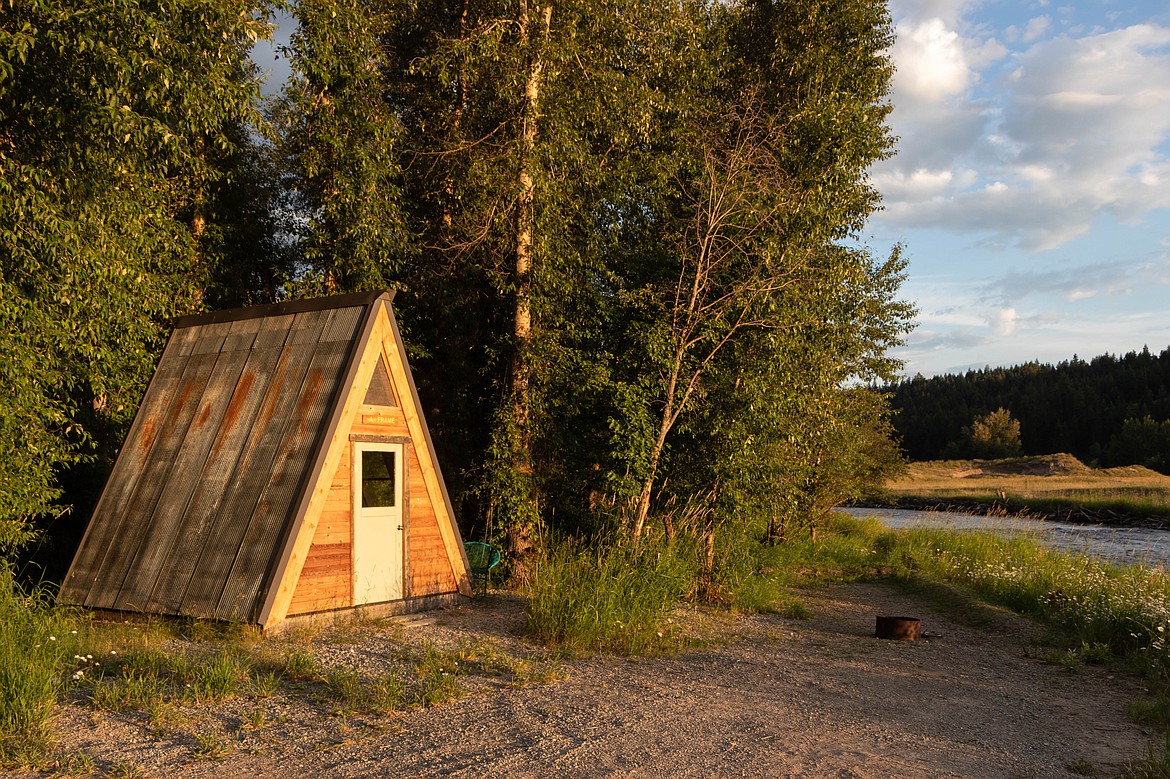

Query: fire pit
[875,615,922,641]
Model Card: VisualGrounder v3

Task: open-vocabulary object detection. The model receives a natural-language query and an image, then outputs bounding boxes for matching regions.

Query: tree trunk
[512,1,552,447]
[503,0,552,570]
[698,524,717,603]
[631,354,681,545]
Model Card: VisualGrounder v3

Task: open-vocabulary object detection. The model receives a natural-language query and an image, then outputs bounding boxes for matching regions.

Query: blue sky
[253,1,1170,379]
[871,0,1170,376]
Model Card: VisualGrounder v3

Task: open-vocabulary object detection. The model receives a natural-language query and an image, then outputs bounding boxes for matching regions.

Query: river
[840,506,1170,568]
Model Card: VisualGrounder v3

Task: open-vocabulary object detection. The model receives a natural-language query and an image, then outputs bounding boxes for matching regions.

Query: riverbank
[852,494,1170,530]
[868,454,1170,530]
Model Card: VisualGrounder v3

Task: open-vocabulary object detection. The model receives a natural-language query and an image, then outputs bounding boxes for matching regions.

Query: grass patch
[449,638,565,688]
[0,567,77,766]
[1124,736,1170,778]
[191,727,232,761]
[771,513,1170,663]
[280,649,321,682]
[323,667,365,714]
[526,535,698,655]
[367,673,405,714]
[410,645,464,708]
[87,646,248,711]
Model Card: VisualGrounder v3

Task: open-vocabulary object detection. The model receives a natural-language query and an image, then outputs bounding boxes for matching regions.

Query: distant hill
[887,346,1170,473]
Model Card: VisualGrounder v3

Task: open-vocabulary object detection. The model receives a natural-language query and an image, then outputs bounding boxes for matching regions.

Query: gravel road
[25,582,1155,778]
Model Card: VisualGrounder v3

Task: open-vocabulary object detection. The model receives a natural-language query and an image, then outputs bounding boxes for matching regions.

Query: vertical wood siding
[286,446,353,614]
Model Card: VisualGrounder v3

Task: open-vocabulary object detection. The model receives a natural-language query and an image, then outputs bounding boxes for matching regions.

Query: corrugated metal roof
[59,297,374,622]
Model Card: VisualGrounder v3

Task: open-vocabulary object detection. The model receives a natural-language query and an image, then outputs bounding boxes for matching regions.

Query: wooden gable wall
[281,301,465,620]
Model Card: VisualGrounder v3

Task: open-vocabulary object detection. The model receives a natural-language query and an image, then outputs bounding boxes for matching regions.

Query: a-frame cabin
[58,291,472,633]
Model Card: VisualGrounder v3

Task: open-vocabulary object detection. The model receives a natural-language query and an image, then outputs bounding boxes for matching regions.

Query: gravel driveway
[27,582,1155,778]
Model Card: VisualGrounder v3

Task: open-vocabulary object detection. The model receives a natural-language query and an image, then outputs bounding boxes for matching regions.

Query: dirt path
[23,583,1157,778]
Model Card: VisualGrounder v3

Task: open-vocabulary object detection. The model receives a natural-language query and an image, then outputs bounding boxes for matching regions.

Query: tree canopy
[1,0,912,573]
[889,347,1170,473]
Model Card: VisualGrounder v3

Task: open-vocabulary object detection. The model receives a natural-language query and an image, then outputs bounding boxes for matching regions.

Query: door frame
[351,439,410,604]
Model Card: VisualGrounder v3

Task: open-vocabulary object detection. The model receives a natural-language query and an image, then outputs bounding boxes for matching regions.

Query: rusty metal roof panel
[111,320,260,613]
[59,326,202,605]
[216,314,362,621]
[143,315,296,615]
[82,327,228,610]
[60,296,373,623]
[178,307,362,621]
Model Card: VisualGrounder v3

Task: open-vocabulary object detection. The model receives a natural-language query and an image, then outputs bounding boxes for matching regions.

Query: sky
[870,0,1170,377]
[253,1,1170,379]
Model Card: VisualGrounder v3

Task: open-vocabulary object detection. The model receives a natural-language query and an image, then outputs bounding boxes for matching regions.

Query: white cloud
[1006,16,1052,44]
[978,256,1166,305]
[990,307,1019,335]
[893,18,971,101]
[890,0,977,28]
[870,167,956,200]
[875,13,1170,252]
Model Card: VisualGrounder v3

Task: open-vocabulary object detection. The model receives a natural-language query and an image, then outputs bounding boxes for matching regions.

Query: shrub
[527,535,698,654]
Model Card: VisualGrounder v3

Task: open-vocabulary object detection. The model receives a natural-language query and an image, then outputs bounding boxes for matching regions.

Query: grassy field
[881,454,1170,518]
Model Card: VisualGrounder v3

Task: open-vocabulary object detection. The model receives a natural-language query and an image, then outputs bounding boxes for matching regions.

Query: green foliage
[0,568,74,765]
[0,0,911,578]
[527,535,699,654]
[890,346,1170,469]
[948,408,1024,459]
[0,0,275,553]
[277,0,412,293]
[1109,417,1170,475]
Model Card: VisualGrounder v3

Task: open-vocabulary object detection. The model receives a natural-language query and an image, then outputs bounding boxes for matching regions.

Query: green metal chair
[463,541,502,596]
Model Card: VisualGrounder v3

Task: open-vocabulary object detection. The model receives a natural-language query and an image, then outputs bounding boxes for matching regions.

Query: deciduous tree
[0,0,274,557]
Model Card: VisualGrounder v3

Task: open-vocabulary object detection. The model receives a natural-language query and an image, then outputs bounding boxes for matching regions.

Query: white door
[352,442,404,604]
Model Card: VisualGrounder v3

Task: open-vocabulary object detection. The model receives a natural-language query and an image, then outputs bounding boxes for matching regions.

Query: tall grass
[527,535,699,654]
[0,567,74,765]
[771,514,1170,666]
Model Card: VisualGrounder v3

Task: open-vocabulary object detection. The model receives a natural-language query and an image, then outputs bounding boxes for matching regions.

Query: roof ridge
[173,290,395,329]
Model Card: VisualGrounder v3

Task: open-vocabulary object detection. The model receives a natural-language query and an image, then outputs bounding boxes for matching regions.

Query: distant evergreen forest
[888,347,1170,473]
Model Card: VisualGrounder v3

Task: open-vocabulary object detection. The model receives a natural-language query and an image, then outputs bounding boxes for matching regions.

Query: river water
[840,506,1170,568]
